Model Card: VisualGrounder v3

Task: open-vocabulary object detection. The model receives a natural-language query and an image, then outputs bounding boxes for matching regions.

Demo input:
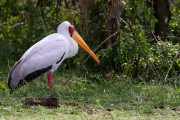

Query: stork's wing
[8,33,69,89]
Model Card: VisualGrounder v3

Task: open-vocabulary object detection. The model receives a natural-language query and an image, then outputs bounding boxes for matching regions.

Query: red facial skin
[68,26,75,37]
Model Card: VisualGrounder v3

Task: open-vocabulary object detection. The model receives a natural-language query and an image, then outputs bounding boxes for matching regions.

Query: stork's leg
[47,72,53,91]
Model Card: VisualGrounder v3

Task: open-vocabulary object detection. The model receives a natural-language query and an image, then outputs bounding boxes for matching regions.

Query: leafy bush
[0,0,179,85]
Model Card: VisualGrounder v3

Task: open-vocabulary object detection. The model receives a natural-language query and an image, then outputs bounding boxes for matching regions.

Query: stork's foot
[22,93,59,108]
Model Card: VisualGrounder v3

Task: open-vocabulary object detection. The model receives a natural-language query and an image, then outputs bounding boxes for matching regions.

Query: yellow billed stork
[7,21,99,93]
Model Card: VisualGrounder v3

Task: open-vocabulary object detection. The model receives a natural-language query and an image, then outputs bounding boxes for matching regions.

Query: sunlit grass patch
[0,71,179,119]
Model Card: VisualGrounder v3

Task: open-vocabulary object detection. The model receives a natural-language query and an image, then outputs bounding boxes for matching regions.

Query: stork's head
[57,21,99,63]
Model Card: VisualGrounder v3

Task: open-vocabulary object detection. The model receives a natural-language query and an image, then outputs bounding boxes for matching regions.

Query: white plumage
[7,21,99,92]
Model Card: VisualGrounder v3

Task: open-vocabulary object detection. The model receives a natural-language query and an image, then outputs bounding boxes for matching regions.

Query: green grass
[0,71,180,120]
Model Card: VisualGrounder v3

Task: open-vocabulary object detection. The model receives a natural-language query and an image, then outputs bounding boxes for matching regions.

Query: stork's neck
[67,37,79,58]
[57,29,78,58]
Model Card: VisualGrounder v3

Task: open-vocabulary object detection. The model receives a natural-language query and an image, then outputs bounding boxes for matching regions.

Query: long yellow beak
[72,31,100,63]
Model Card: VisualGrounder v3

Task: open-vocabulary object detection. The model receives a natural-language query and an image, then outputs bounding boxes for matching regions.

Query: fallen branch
[22,94,59,108]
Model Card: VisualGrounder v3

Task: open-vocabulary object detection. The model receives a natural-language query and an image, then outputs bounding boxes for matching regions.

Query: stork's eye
[68,26,74,37]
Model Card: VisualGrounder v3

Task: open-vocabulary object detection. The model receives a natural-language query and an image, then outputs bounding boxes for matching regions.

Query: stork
[7,21,99,93]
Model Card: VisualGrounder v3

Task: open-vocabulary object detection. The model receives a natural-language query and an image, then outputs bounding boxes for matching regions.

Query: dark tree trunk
[106,0,126,72]
[79,0,94,41]
[153,0,171,37]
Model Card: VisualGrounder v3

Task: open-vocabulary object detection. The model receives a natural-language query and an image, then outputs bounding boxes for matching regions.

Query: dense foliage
[0,0,179,85]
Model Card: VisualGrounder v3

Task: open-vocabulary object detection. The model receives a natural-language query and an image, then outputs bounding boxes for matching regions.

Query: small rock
[154,104,164,109]
[65,102,79,106]
[172,107,180,111]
